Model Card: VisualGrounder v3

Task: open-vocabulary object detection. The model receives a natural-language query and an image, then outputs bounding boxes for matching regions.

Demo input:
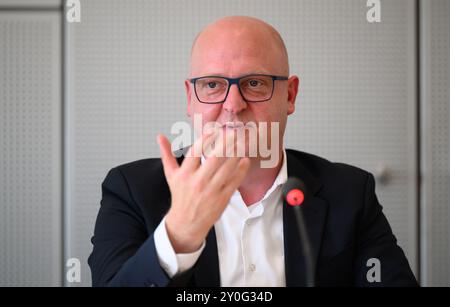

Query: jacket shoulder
[103,158,170,226]
[286,149,371,188]
[286,149,374,219]
[114,158,164,177]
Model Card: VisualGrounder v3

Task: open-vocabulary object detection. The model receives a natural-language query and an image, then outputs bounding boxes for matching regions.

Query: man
[88,16,418,287]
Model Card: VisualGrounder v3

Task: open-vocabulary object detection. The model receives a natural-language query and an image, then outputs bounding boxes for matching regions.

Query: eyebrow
[192,70,272,77]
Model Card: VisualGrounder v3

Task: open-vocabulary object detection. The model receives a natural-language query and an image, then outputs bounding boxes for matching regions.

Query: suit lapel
[283,150,329,286]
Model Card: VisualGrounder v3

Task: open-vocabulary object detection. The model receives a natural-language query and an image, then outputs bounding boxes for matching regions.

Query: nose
[223,84,247,114]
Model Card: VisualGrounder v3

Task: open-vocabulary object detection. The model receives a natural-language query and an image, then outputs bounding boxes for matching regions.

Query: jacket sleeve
[353,173,419,287]
[88,167,193,287]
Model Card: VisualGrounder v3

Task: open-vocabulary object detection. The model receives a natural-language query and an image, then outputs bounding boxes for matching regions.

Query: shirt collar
[274,148,288,188]
[257,148,288,203]
[237,148,287,214]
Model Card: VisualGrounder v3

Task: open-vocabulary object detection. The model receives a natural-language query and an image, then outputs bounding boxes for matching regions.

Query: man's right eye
[207,82,217,89]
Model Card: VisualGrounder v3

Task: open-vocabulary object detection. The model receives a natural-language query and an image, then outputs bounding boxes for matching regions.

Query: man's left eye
[248,80,260,87]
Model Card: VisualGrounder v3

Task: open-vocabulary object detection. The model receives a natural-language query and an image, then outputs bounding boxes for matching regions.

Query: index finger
[157,134,179,179]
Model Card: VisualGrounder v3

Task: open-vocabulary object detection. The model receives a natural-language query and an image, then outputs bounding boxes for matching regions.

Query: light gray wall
[0,0,448,287]
[420,0,450,287]
[0,0,60,6]
[0,10,62,286]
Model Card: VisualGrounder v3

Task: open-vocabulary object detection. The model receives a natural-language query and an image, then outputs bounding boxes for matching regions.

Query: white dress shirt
[154,149,287,286]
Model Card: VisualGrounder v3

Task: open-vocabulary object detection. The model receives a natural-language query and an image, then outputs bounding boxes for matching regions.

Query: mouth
[222,122,245,129]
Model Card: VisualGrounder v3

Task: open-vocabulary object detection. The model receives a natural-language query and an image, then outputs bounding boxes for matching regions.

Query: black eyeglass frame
[189,74,289,104]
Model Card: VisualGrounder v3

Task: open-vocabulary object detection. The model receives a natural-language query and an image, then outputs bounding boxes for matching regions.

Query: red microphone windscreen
[286,188,305,206]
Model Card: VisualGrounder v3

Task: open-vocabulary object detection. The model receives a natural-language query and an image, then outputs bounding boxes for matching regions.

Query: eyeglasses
[189,74,288,104]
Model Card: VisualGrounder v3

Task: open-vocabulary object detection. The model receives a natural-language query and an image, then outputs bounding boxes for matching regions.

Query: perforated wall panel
[0,0,61,7]
[420,0,450,287]
[0,11,62,286]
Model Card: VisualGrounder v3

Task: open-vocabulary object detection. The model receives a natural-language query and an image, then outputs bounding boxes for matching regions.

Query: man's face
[185,20,299,159]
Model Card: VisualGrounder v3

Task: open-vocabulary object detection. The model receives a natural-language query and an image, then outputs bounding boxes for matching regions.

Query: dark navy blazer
[88,149,418,287]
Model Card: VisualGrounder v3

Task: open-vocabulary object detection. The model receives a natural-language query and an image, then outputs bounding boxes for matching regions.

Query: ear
[287,75,299,115]
[185,79,192,118]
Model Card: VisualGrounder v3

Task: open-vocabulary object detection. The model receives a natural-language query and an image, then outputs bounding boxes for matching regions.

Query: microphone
[282,177,316,287]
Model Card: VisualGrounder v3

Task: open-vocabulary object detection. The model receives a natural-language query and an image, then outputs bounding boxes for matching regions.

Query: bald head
[190,16,290,77]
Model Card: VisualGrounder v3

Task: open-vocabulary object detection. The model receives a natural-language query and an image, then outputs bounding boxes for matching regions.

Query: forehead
[190,27,285,77]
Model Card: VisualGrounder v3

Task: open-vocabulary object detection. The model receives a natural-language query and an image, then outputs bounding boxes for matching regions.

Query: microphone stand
[291,203,316,287]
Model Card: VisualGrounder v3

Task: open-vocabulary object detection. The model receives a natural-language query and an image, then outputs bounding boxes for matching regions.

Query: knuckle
[191,177,205,193]
[176,169,190,182]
